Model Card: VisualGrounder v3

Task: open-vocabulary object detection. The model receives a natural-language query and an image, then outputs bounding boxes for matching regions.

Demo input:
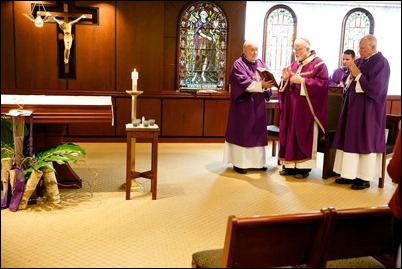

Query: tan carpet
[1,142,396,268]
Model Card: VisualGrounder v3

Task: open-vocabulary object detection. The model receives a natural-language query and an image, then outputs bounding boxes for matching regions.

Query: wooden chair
[267,87,344,175]
[319,205,396,268]
[317,87,344,179]
[267,124,280,161]
[379,114,401,188]
[192,208,332,268]
[266,100,280,164]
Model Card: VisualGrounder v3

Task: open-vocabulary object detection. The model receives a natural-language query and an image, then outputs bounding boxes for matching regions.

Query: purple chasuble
[278,56,329,161]
[329,67,349,87]
[332,52,390,153]
[225,55,271,147]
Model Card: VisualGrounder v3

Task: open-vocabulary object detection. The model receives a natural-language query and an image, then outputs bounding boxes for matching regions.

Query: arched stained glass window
[263,5,297,85]
[177,1,228,93]
[340,8,374,64]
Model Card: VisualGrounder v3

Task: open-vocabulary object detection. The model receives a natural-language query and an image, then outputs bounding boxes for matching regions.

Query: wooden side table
[125,123,159,200]
[266,99,279,126]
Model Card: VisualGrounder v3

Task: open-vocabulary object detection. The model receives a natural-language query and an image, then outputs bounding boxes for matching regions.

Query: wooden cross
[35,1,98,78]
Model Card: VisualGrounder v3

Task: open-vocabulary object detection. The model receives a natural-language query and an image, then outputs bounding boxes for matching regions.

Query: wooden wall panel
[163,1,185,91]
[162,99,203,136]
[116,1,164,93]
[163,37,177,90]
[137,99,162,128]
[1,1,15,89]
[386,96,401,115]
[115,97,131,136]
[390,101,401,115]
[67,122,115,136]
[219,1,247,89]
[115,97,162,137]
[204,99,229,136]
[69,1,116,91]
[13,1,65,90]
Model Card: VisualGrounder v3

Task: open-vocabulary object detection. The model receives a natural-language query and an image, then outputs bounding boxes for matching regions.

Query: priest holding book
[223,40,274,174]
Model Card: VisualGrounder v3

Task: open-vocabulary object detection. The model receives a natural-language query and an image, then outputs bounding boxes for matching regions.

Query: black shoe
[351,179,370,190]
[258,166,267,171]
[335,177,355,184]
[233,166,247,174]
[293,168,311,179]
[279,168,296,176]
[294,172,309,179]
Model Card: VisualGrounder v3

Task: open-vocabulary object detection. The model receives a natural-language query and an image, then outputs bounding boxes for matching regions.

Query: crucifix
[36,1,98,78]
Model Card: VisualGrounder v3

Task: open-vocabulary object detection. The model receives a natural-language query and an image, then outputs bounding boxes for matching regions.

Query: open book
[257,67,279,88]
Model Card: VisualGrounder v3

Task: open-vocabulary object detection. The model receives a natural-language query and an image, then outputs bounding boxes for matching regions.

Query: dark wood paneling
[1,1,15,89]
[69,1,116,91]
[116,1,164,93]
[386,100,391,114]
[163,37,177,90]
[115,97,131,136]
[14,2,64,90]
[162,99,203,136]
[67,122,114,136]
[220,1,247,77]
[115,97,162,136]
[204,99,229,136]
[390,101,401,115]
[137,99,162,128]
[386,95,401,115]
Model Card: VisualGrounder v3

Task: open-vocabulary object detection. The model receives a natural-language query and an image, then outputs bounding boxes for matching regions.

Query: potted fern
[1,117,86,211]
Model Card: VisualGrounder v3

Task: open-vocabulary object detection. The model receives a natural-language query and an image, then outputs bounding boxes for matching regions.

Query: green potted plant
[1,117,86,211]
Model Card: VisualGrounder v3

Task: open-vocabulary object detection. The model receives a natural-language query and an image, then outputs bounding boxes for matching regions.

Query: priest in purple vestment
[278,38,329,179]
[333,34,390,190]
[223,40,274,174]
[328,49,355,87]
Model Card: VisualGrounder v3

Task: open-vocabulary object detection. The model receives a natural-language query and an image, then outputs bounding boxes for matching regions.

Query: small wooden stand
[125,124,160,200]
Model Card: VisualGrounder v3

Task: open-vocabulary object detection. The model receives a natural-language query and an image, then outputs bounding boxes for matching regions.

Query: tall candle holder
[125,90,143,123]
[125,89,143,191]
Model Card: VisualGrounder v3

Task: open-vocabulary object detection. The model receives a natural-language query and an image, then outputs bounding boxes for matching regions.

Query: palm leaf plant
[1,117,87,210]
[17,142,86,210]
[20,142,86,178]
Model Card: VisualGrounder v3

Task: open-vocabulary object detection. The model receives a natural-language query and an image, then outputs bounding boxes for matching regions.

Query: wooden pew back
[192,206,395,268]
[320,205,395,267]
[220,208,332,268]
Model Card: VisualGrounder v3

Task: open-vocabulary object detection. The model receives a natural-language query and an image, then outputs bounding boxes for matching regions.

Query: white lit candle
[131,69,138,91]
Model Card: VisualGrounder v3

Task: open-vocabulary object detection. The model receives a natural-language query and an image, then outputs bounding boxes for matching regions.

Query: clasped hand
[290,74,303,84]
[281,68,303,85]
[348,62,361,79]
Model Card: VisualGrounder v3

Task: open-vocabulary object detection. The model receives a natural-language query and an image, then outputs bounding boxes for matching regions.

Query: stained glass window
[178,1,228,92]
[341,8,374,64]
[263,5,296,85]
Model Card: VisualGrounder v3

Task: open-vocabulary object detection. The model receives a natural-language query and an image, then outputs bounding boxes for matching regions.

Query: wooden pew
[192,208,332,268]
[320,205,396,268]
[191,205,396,268]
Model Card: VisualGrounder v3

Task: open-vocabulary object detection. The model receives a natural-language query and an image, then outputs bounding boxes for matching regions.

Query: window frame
[262,4,297,85]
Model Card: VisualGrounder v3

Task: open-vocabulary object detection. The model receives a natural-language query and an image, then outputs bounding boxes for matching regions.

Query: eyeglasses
[293,47,306,52]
